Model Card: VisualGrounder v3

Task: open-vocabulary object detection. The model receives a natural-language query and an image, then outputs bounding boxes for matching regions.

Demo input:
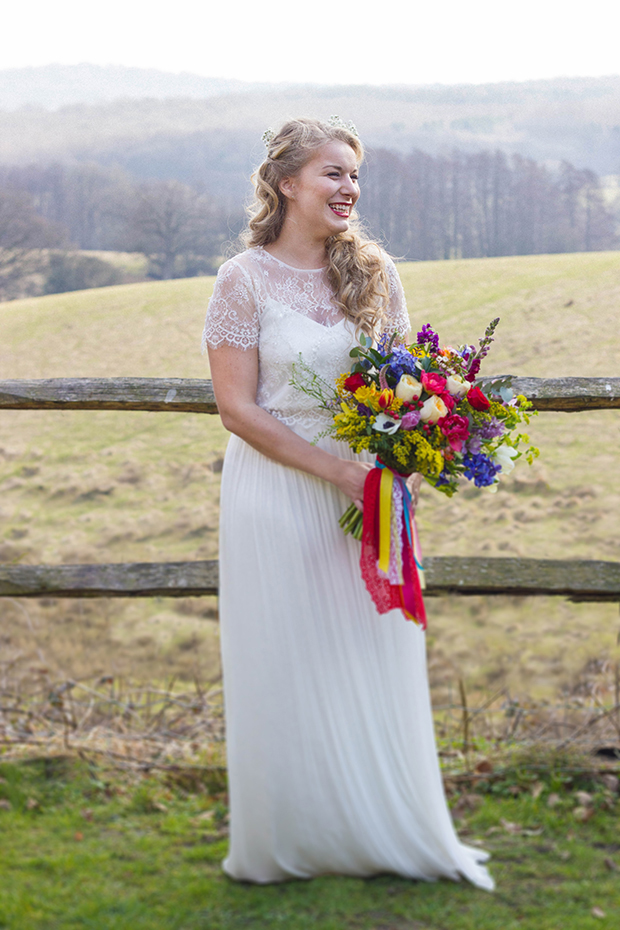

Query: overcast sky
[5,0,619,86]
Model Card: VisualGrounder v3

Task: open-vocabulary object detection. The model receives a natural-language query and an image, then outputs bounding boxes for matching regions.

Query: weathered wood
[478,376,620,411]
[0,560,219,598]
[425,557,620,601]
[0,378,218,413]
[0,376,619,413]
[1,558,619,601]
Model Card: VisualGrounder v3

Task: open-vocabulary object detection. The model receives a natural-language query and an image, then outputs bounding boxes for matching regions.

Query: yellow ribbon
[378,468,393,574]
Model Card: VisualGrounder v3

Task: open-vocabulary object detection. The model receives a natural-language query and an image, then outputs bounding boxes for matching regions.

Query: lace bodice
[203,247,411,434]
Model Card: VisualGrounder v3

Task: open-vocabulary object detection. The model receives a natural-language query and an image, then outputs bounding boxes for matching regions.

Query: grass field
[1,251,620,702]
[0,755,619,930]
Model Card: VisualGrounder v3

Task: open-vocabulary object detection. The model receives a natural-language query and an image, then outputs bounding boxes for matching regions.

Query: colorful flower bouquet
[292,319,539,626]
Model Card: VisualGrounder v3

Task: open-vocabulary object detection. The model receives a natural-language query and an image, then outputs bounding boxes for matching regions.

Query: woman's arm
[208,343,372,510]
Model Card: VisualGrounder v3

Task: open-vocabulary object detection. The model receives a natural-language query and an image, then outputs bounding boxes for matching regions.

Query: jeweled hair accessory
[262,127,276,147]
[328,115,359,137]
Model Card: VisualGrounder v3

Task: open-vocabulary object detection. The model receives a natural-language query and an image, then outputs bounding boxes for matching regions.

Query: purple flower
[465,358,481,383]
[462,452,501,488]
[416,323,439,352]
[465,435,482,454]
[357,403,373,418]
[475,416,505,441]
[401,410,421,430]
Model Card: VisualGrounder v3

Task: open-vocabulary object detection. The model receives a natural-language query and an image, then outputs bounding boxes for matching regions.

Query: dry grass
[1,252,620,767]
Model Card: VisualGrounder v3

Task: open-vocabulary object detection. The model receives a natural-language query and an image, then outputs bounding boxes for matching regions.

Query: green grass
[0,757,618,930]
[1,253,620,695]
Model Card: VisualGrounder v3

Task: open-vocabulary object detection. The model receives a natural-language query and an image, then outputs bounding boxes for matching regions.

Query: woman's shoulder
[376,250,403,295]
[215,248,266,279]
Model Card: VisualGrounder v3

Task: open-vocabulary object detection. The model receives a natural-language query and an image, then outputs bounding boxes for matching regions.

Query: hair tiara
[261,115,359,149]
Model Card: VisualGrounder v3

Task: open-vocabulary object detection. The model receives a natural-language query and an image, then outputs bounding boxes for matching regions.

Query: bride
[203,116,493,890]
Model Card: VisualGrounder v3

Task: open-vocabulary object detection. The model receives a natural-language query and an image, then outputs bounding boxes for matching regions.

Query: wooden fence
[1,375,620,602]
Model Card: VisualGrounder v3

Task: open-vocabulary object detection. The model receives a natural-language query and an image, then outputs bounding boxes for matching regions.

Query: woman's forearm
[219,401,342,483]
[208,344,372,506]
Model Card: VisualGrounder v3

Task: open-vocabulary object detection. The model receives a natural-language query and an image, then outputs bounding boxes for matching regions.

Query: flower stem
[339,502,364,541]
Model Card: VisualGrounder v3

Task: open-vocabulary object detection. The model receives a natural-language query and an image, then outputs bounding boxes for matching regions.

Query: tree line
[0,162,241,299]
[0,148,617,300]
[362,148,616,260]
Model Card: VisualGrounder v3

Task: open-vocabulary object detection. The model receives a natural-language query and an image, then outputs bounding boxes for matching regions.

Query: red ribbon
[360,466,427,628]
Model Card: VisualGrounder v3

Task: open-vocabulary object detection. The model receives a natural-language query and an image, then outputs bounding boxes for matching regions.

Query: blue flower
[377,333,392,355]
[462,452,501,488]
[387,345,419,380]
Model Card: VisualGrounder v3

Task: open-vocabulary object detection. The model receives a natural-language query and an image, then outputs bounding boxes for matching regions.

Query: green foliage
[0,758,618,929]
[44,251,125,295]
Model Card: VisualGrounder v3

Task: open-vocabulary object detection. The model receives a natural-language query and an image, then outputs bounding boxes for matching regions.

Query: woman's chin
[326,217,350,236]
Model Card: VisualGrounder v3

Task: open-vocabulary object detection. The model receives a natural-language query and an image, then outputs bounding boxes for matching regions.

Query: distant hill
[0,64,281,110]
[1,67,619,176]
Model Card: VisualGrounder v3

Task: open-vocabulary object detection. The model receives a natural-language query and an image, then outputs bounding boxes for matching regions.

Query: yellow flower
[353,383,382,412]
[391,430,444,477]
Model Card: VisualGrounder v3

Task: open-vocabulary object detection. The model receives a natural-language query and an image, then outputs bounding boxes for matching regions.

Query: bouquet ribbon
[360,465,427,628]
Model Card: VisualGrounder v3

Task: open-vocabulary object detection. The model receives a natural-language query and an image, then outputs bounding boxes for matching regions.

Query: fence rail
[1,376,619,604]
[2,557,619,601]
[1,376,619,413]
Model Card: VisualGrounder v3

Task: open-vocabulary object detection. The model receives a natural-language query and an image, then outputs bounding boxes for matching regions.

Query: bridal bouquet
[292,319,538,626]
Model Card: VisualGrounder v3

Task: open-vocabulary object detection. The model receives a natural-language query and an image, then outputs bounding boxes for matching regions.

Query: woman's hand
[330,459,374,511]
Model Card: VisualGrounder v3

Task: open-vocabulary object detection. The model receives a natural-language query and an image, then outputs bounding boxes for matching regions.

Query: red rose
[467,386,491,411]
[421,371,447,395]
[344,373,366,393]
[439,413,470,452]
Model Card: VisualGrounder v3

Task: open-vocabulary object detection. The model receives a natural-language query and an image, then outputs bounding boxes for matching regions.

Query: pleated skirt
[218,432,493,890]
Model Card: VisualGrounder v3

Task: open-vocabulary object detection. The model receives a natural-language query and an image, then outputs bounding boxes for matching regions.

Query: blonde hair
[243,117,390,335]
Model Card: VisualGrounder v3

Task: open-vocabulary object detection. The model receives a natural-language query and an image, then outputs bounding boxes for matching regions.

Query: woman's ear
[279,176,296,200]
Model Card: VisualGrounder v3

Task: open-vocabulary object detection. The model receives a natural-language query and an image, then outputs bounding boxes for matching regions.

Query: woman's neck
[264,227,328,270]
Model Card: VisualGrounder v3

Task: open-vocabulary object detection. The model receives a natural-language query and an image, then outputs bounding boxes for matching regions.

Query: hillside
[0,64,258,110]
[1,251,619,700]
[1,71,620,173]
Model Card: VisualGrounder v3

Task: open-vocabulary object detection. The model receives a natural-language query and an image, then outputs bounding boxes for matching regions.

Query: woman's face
[279,140,360,241]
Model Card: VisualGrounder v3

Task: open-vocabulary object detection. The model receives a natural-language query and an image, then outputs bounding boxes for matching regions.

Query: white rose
[419,395,448,424]
[445,374,469,398]
[493,445,519,474]
[395,374,423,402]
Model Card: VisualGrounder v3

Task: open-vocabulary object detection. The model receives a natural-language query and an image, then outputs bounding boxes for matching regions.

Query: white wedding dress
[203,247,493,890]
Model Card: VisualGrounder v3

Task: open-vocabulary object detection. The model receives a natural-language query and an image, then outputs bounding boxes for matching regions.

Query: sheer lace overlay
[203,247,410,432]
[203,247,410,351]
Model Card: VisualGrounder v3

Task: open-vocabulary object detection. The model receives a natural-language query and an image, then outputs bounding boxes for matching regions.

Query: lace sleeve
[381,257,411,338]
[202,258,260,351]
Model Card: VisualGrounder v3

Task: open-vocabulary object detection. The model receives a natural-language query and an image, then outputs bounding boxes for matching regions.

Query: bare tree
[0,189,67,299]
[128,180,222,279]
